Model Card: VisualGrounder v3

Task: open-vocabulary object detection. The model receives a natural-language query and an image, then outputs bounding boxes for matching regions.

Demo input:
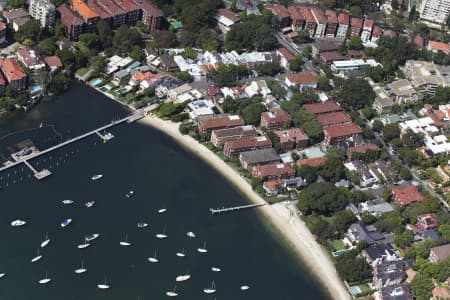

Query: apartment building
[336,12,349,39]
[288,5,304,31]
[300,7,316,37]
[29,0,56,27]
[361,19,374,43]
[325,9,338,37]
[350,17,362,37]
[310,7,327,38]
[0,58,28,90]
[419,0,450,26]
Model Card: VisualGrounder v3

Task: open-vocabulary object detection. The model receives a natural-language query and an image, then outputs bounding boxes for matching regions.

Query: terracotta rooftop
[414,35,424,48]
[316,111,351,127]
[286,72,318,85]
[428,40,450,53]
[261,108,291,125]
[324,123,363,138]
[225,135,272,150]
[320,51,346,63]
[252,162,295,178]
[392,185,424,206]
[212,125,257,138]
[303,100,342,115]
[278,47,296,61]
[297,157,327,168]
[287,5,303,21]
[72,0,99,19]
[383,29,397,37]
[218,8,239,23]
[372,25,382,37]
[338,12,349,25]
[132,0,163,17]
[351,17,362,28]
[0,22,6,31]
[432,288,450,299]
[198,114,245,130]
[43,56,63,68]
[310,7,327,24]
[57,4,84,26]
[3,8,29,21]
[347,144,380,155]
[299,7,314,23]
[0,58,27,82]
[114,0,139,12]
[363,19,374,28]
[275,128,308,144]
[265,4,290,18]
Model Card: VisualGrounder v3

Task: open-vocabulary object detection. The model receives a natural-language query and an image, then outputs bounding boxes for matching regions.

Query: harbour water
[0,83,329,300]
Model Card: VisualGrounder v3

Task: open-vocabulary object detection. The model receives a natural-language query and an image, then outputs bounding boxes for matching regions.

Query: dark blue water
[0,83,328,300]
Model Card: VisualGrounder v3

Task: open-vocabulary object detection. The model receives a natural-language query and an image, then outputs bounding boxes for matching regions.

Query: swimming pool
[90,78,103,86]
[350,286,362,295]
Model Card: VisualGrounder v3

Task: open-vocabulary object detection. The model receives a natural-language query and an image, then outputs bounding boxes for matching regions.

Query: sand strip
[140,115,351,300]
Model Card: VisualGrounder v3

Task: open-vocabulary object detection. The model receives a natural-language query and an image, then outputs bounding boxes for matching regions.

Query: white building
[419,0,450,26]
[361,19,374,43]
[331,59,379,74]
[188,100,215,120]
[28,0,55,27]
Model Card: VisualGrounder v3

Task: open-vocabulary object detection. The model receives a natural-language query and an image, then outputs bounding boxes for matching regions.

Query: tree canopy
[297,182,349,215]
[335,78,375,110]
[335,251,372,282]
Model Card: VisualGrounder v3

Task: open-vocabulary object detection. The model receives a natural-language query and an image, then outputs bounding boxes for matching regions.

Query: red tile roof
[198,114,245,131]
[351,17,362,28]
[288,5,303,21]
[372,25,382,37]
[44,56,63,68]
[0,58,27,82]
[278,47,296,61]
[218,8,239,23]
[432,288,450,299]
[414,35,424,48]
[115,0,139,12]
[325,9,337,23]
[297,157,327,168]
[261,108,291,126]
[225,135,272,150]
[324,123,363,138]
[363,19,374,28]
[275,128,308,144]
[0,21,6,31]
[430,244,450,262]
[57,4,84,26]
[263,179,283,193]
[320,51,346,63]
[133,0,163,17]
[347,144,381,155]
[303,100,342,115]
[265,4,290,18]
[3,8,29,21]
[72,0,99,19]
[392,185,424,206]
[383,29,397,37]
[338,12,349,25]
[428,40,450,53]
[299,7,314,23]
[310,7,327,24]
[316,111,352,127]
[286,72,318,85]
[252,162,295,178]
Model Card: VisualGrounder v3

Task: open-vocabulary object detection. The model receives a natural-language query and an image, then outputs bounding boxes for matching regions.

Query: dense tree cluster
[335,251,372,283]
[225,12,279,52]
[335,78,375,110]
[297,182,350,215]
[222,96,267,126]
[207,65,251,87]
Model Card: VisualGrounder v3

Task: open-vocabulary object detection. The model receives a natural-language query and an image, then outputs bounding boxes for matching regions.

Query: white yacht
[40,232,50,248]
[97,276,110,289]
[11,219,26,227]
[60,218,72,228]
[77,237,90,249]
[38,272,51,284]
[186,231,196,238]
[74,260,87,274]
[176,248,186,257]
[31,248,42,263]
[119,234,131,246]
[158,208,167,214]
[85,233,100,242]
[156,227,167,239]
[203,281,216,294]
[175,274,191,282]
[62,199,74,205]
[211,267,221,272]
[166,285,178,297]
[85,201,95,208]
[137,222,148,228]
[197,242,208,253]
[147,250,159,263]
[240,285,250,291]
[0,273,5,279]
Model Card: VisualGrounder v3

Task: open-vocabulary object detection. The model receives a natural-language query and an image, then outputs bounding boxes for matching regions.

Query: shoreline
[139,115,351,300]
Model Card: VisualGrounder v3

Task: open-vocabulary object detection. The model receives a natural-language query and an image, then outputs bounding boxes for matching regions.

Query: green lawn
[330,239,346,251]
[76,68,89,76]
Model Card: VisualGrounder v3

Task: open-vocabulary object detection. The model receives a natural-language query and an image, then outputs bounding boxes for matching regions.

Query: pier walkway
[210,203,267,215]
[0,109,146,179]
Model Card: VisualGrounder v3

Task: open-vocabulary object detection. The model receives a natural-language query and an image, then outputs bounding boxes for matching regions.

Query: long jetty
[0,109,146,179]
[210,203,267,215]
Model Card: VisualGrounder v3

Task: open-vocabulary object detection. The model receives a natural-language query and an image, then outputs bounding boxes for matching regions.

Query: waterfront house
[274,128,308,151]
[260,108,292,131]
[17,47,46,70]
[378,284,413,300]
[187,100,215,121]
[391,185,424,206]
[263,179,283,196]
[373,260,414,290]
[429,243,450,263]
[344,160,379,187]
[359,200,394,217]
[211,125,258,148]
[198,114,245,133]
[251,162,295,179]
[239,148,280,170]
[344,221,385,246]
[322,122,363,148]
[0,58,28,90]
[223,135,272,157]
[43,56,63,73]
[362,243,400,267]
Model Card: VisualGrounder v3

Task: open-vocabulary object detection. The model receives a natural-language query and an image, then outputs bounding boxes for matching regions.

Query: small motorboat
[85,201,95,208]
[156,227,167,239]
[158,208,167,214]
[77,237,90,249]
[125,190,134,198]
[203,281,216,294]
[175,274,191,282]
[40,232,50,248]
[211,267,221,272]
[74,260,87,274]
[240,285,250,291]
[137,222,148,228]
[31,249,42,263]
[186,231,196,238]
[0,273,5,279]
[97,276,110,289]
[197,242,208,253]
[119,235,131,246]
[62,200,74,205]
[91,174,103,181]
[85,233,100,242]
[11,219,26,227]
[61,218,72,228]
[38,272,51,284]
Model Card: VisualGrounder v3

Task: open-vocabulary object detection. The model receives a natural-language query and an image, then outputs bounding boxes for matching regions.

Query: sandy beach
[140,115,351,300]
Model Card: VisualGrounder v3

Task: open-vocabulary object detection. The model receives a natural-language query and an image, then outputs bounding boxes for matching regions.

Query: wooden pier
[210,203,267,215]
[0,109,146,179]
